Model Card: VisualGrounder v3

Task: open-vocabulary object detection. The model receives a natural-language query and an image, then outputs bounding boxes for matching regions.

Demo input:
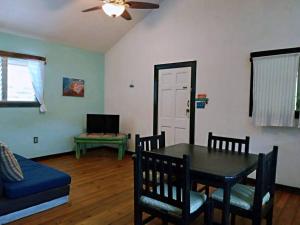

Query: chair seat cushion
[212,183,270,210]
[3,154,71,199]
[140,184,207,216]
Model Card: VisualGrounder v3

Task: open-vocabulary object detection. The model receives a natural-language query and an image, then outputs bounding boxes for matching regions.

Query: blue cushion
[3,154,71,199]
[212,183,270,210]
[140,184,207,216]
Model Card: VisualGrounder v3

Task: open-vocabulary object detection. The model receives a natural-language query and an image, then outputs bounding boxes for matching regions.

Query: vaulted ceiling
[0,0,160,52]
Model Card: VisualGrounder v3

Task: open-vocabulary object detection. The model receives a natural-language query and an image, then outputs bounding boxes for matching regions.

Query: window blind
[252,54,300,127]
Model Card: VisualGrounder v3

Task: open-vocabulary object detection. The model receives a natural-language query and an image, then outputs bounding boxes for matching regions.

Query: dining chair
[135,132,166,183]
[194,133,250,195]
[211,146,278,225]
[134,147,213,225]
[208,132,250,153]
[135,132,165,152]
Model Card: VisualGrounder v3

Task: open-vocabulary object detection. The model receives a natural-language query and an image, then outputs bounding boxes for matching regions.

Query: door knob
[186,108,190,116]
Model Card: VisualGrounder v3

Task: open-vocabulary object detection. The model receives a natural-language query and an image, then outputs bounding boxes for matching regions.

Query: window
[0,51,46,111]
[249,47,300,127]
[1,58,36,102]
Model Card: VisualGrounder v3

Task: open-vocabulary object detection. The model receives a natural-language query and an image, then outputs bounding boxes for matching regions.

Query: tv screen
[87,114,119,134]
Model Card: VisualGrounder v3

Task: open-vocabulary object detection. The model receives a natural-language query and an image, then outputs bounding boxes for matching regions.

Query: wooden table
[151,143,258,225]
[74,133,128,160]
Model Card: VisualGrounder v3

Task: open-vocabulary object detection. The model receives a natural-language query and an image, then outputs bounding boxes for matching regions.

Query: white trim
[0,195,69,225]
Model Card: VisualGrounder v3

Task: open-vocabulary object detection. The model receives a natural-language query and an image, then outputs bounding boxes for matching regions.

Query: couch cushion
[212,183,270,210]
[0,144,24,182]
[3,154,71,199]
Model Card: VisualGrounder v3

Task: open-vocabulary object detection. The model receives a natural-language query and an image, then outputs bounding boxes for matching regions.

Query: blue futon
[0,154,71,224]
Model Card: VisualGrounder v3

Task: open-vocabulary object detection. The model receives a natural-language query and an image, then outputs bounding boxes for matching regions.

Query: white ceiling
[0,0,160,53]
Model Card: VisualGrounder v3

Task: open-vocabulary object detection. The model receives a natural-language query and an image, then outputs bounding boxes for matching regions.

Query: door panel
[176,70,191,83]
[161,126,173,146]
[174,127,188,144]
[158,67,191,146]
[161,89,174,117]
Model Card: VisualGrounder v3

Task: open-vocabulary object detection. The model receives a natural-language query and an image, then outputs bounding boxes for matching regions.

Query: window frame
[249,47,300,119]
[0,50,46,108]
[0,101,40,107]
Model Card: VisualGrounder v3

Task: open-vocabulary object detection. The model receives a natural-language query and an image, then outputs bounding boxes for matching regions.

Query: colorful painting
[63,77,84,97]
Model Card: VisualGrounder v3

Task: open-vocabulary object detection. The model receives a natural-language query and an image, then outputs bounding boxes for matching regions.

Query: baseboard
[246,178,300,195]
[31,151,73,161]
[0,196,69,225]
[32,146,133,161]
[125,150,134,155]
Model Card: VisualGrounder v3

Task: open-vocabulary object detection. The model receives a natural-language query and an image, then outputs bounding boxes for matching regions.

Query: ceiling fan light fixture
[102,3,125,18]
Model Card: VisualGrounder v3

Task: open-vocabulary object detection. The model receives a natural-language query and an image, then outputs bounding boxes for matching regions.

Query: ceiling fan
[82,0,159,20]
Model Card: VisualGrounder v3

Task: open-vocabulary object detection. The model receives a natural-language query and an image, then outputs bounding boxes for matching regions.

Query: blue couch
[0,154,71,224]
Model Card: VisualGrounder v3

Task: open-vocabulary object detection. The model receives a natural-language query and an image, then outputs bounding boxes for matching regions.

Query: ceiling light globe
[102,3,125,18]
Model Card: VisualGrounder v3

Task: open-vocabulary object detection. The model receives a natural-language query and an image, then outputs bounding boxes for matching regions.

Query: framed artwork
[63,77,84,97]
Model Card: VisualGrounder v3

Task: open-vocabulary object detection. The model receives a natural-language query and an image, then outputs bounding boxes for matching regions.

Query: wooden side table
[74,133,128,160]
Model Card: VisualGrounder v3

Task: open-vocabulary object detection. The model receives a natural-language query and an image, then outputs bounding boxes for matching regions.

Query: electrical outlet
[128,133,131,139]
[33,137,38,144]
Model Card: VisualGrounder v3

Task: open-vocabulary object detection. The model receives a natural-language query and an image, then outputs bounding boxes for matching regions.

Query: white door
[158,67,191,146]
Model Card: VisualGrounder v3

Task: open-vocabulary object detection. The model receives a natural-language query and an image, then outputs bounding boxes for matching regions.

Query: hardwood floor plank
[7,148,300,225]
[291,194,300,225]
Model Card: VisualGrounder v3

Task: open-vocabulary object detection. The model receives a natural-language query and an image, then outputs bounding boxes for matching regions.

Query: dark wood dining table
[151,143,258,225]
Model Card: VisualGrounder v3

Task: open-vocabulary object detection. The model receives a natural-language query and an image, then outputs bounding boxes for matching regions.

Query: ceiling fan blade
[121,10,132,20]
[82,6,102,12]
[127,1,159,9]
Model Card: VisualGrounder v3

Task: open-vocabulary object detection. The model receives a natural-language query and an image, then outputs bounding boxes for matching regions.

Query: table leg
[75,143,81,160]
[82,143,87,155]
[118,144,124,160]
[222,183,231,225]
[122,142,127,158]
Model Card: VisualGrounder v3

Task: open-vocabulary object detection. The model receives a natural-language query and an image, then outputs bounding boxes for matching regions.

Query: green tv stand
[74,133,128,160]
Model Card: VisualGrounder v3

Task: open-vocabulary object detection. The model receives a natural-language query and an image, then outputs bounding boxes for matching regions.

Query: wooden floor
[8,148,300,225]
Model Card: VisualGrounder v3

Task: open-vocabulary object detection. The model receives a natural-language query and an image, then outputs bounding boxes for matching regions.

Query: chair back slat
[176,162,181,203]
[253,146,278,211]
[160,132,166,148]
[213,139,217,149]
[208,132,250,154]
[152,155,158,189]
[150,138,158,150]
[167,160,173,201]
[219,140,223,150]
[232,142,236,152]
[145,141,150,151]
[135,132,165,152]
[159,161,165,195]
[225,141,229,150]
[144,153,150,193]
[238,143,242,153]
[136,149,190,210]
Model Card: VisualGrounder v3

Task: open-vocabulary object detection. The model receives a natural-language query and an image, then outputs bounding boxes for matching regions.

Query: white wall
[105,0,300,188]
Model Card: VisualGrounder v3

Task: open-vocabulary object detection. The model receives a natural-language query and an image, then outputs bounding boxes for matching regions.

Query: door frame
[153,61,197,144]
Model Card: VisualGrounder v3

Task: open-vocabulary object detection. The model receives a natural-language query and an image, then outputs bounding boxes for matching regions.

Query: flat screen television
[86,114,119,134]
